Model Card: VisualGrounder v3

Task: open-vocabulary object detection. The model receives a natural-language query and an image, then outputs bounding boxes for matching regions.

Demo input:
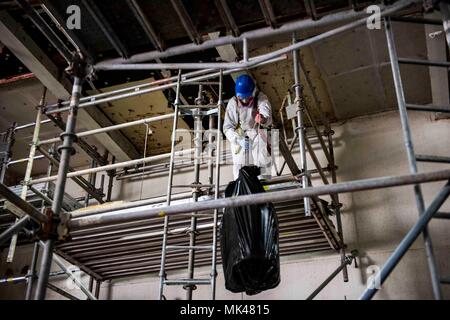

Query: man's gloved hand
[233,137,247,155]
[237,137,247,149]
[255,113,267,124]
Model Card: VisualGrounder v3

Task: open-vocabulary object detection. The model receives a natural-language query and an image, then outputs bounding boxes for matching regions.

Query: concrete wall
[1,110,449,300]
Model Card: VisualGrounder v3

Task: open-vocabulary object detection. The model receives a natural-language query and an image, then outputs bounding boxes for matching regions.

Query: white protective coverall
[223,91,273,180]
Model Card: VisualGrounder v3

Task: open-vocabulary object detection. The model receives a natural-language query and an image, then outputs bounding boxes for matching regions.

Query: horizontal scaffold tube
[15,119,52,131]
[8,155,45,166]
[29,148,195,186]
[0,182,48,223]
[38,113,175,146]
[46,69,213,110]
[66,176,299,220]
[45,55,287,114]
[68,169,450,230]
[0,216,30,246]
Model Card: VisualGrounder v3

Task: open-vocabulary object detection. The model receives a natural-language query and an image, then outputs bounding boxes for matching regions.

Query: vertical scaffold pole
[25,241,40,300]
[95,280,101,299]
[7,88,46,263]
[34,60,84,299]
[84,158,97,207]
[210,69,223,300]
[292,33,311,216]
[27,156,53,299]
[208,116,214,189]
[327,129,348,281]
[158,70,182,300]
[384,17,442,300]
[0,123,16,183]
[106,156,116,202]
[185,85,203,300]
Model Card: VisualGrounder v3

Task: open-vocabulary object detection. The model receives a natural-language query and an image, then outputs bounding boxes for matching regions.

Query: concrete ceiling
[242,19,432,127]
[89,78,191,156]
[251,41,335,123]
[310,21,432,119]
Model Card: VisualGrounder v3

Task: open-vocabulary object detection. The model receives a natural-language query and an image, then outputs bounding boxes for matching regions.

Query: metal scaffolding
[360,15,450,300]
[157,70,223,300]
[0,0,449,301]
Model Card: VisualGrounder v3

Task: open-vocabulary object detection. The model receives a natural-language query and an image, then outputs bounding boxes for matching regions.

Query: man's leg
[231,141,244,180]
[252,133,272,180]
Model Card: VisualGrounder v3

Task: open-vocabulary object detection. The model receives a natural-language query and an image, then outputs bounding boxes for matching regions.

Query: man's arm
[223,99,240,143]
[256,93,272,127]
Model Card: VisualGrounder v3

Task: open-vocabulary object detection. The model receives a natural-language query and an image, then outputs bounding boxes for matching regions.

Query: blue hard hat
[235,74,255,98]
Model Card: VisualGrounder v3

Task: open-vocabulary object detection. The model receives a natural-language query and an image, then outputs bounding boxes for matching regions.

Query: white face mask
[237,96,254,107]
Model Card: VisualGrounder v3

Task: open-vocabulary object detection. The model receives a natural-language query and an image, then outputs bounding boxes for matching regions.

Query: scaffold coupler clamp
[294,122,306,135]
[291,82,304,94]
[183,283,198,292]
[346,249,359,268]
[423,0,440,12]
[323,127,335,136]
[190,183,202,196]
[329,200,343,211]
[39,207,59,241]
[327,163,339,172]
[65,50,92,80]
[296,169,311,184]
[186,228,200,236]
[295,101,305,114]
[194,91,206,105]
[57,211,71,241]
[57,132,78,156]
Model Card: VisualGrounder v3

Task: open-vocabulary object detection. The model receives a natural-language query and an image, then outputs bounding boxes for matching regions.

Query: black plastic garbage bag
[220,166,280,295]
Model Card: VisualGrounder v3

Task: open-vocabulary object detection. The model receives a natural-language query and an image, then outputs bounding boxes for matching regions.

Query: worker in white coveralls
[223,74,273,180]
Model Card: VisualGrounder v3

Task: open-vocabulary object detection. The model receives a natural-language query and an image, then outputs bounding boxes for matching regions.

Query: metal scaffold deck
[54,186,342,281]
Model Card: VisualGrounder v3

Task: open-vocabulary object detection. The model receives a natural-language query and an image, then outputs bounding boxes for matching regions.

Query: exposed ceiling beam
[258,0,277,29]
[0,0,39,10]
[81,0,130,58]
[95,0,417,66]
[40,0,95,63]
[126,0,166,52]
[214,0,240,36]
[170,0,202,44]
[0,11,140,162]
[208,32,248,82]
[15,0,72,62]
[304,0,317,20]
